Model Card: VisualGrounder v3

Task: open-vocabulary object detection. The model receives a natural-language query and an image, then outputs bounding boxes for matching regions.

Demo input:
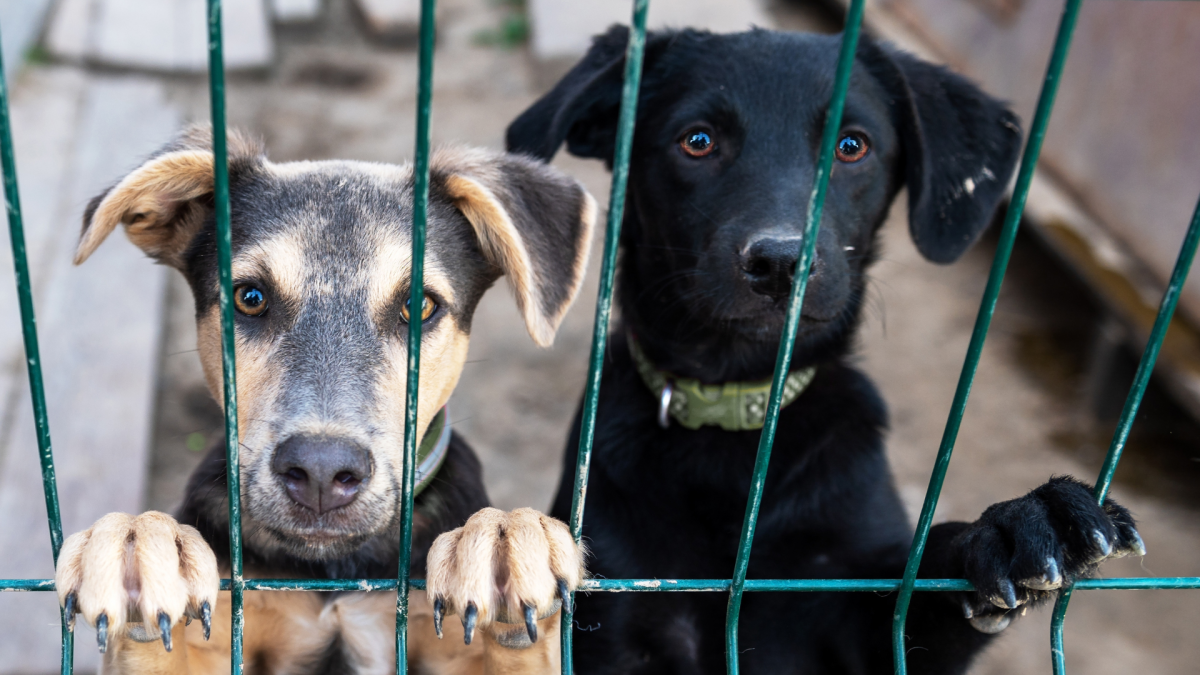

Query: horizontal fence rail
[0,0,1195,674]
[7,577,1200,594]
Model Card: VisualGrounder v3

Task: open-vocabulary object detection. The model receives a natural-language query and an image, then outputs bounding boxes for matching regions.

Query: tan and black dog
[54,126,593,674]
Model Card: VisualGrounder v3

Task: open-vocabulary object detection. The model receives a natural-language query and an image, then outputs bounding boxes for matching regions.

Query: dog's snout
[272,436,372,515]
[741,237,804,301]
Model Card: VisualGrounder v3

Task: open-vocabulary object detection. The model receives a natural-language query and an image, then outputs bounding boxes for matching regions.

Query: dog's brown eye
[835,132,869,163]
[401,296,436,323]
[234,285,268,317]
[680,129,715,158]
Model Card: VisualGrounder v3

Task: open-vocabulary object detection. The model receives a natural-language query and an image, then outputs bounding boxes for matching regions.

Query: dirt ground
[139,0,1199,673]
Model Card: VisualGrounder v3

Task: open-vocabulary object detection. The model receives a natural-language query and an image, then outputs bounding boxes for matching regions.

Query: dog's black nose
[741,237,803,301]
[272,436,371,514]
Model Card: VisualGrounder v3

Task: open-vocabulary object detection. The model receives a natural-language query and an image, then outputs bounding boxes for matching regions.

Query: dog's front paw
[55,512,220,652]
[955,476,1143,633]
[426,507,585,648]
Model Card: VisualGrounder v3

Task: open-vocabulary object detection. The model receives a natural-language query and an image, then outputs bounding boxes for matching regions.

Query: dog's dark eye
[401,296,437,323]
[680,129,716,158]
[835,132,870,163]
[234,285,268,317]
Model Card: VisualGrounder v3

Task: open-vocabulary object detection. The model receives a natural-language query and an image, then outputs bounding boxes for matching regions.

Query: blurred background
[0,0,1197,672]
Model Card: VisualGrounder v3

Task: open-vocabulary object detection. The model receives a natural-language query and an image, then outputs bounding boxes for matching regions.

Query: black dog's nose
[742,237,804,300]
[272,436,371,514]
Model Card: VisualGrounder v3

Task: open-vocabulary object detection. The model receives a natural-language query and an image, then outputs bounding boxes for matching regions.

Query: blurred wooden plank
[42,0,91,63]
[46,0,274,72]
[352,0,424,44]
[874,0,1200,326]
[0,0,56,80]
[0,68,88,406]
[272,0,322,23]
[0,74,177,675]
[528,0,771,62]
[829,0,1200,420]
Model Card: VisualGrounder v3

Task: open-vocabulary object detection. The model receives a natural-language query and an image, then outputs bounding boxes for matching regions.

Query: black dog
[507,27,1145,674]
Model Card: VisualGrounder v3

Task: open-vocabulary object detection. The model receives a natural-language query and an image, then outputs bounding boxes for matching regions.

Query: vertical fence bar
[205,1,244,672]
[0,26,74,675]
[395,1,437,672]
[722,2,865,673]
[1089,193,1200,506]
[561,1,650,672]
[1049,190,1200,675]
[890,1,1083,672]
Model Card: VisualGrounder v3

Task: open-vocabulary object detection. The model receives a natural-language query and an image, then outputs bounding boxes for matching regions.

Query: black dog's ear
[432,148,598,347]
[507,25,670,163]
[76,125,264,268]
[860,41,1023,264]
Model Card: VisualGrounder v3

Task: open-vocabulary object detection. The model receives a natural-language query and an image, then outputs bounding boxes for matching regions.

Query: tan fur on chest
[108,590,484,675]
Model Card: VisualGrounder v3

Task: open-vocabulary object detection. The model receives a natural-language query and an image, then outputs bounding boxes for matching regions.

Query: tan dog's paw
[55,512,219,653]
[426,507,585,647]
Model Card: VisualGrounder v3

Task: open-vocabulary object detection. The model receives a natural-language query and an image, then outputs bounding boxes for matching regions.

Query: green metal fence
[1,0,1198,674]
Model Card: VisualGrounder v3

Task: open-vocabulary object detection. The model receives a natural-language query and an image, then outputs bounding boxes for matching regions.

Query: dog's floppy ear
[432,148,597,347]
[506,25,672,163]
[860,40,1023,264]
[75,125,264,268]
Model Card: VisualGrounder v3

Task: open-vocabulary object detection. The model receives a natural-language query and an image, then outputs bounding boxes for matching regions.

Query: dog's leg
[476,613,562,675]
[103,623,191,675]
[426,508,585,675]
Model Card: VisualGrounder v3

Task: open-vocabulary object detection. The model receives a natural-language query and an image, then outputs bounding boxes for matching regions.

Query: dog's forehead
[229,160,467,296]
[243,160,414,250]
[659,32,886,123]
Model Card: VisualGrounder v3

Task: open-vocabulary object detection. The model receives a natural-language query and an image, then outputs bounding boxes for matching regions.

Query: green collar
[628,336,817,431]
[414,407,452,497]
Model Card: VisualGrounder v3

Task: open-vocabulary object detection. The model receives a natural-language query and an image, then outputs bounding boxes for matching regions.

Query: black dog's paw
[954,476,1144,634]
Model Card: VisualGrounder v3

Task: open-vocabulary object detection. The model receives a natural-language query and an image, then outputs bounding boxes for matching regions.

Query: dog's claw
[433,598,444,639]
[1130,530,1147,557]
[961,598,974,620]
[1023,557,1062,590]
[1093,530,1113,558]
[201,601,212,641]
[1045,557,1062,587]
[991,578,1018,609]
[462,603,478,645]
[158,612,173,652]
[96,613,109,653]
[63,593,77,632]
[524,604,538,643]
[558,578,571,613]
